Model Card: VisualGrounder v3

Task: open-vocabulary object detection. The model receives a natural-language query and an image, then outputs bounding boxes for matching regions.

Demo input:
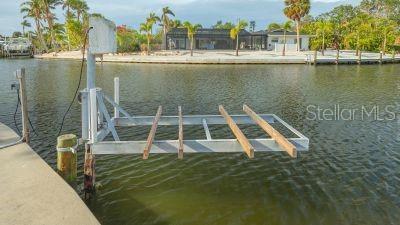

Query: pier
[0,122,99,225]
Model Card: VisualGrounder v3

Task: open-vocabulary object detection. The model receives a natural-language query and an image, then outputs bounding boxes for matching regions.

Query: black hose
[13,92,21,136]
[56,27,93,137]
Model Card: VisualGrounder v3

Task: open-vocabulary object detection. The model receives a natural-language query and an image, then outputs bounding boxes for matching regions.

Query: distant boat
[1,37,33,58]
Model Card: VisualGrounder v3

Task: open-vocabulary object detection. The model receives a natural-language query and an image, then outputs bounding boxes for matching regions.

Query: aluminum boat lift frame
[81,17,309,197]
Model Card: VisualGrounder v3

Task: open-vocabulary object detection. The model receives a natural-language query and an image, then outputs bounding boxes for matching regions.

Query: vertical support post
[335,50,339,65]
[87,53,96,90]
[16,68,30,143]
[90,88,98,143]
[379,51,383,64]
[358,51,362,64]
[114,77,120,118]
[81,89,89,140]
[57,134,77,184]
[84,143,95,199]
[313,50,317,65]
[392,50,396,62]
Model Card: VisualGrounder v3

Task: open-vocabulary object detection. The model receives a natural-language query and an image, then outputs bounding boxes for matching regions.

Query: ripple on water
[0,60,399,225]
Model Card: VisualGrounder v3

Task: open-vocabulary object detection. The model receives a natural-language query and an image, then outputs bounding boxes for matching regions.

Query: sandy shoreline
[34,50,400,64]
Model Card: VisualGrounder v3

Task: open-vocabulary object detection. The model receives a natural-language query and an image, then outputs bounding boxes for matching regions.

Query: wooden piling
[379,51,383,64]
[57,134,78,184]
[84,143,95,199]
[335,50,339,64]
[313,50,318,65]
[392,50,396,62]
[358,51,362,64]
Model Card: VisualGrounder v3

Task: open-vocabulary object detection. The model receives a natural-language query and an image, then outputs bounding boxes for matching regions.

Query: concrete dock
[34,50,400,65]
[0,122,100,225]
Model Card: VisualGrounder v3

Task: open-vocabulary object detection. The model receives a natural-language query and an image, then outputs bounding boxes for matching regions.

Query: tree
[42,0,61,54]
[282,21,293,56]
[377,18,398,54]
[12,31,23,38]
[21,20,31,35]
[212,21,235,29]
[230,19,248,56]
[74,0,89,22]
[267,22,281,31]
[62,0,76,18]
[284,0,311,51]
[183,21,202,56]
[21,0,49,52]
[147,12,161,34]
[171,19,182,28]
[315,20,333,55]
[161,7,175,38]
[140,22,153,55]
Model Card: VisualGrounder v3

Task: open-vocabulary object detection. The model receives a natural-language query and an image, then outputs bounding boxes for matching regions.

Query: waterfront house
[164,28,311,51]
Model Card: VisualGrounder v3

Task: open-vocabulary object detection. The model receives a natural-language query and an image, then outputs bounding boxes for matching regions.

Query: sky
[0,0,360,35]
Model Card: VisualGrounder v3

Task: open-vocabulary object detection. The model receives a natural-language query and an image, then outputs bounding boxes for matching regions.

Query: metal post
[83,52,96,141]
[114,77,120,118]
[313,50,317,65]
[81,89,89,140]
[90,88,98,143]
[15,68,30,143]
[87,53,96,90]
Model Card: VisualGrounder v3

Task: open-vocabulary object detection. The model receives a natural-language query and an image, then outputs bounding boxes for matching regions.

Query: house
[267,29,310,51]
[164,28,311,51]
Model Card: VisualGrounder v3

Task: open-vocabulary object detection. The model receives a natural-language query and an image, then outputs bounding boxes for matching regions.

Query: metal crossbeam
[112,114,275,126]
[91,138,309,155]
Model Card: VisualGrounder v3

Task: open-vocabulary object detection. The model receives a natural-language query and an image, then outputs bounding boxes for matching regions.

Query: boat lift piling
[82,17,309,198]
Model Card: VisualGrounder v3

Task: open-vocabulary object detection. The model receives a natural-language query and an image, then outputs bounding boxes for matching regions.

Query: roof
[268,28,302,36]
[167,28,251,36]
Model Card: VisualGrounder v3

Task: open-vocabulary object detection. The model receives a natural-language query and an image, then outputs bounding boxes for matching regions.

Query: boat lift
[82,17,309,196]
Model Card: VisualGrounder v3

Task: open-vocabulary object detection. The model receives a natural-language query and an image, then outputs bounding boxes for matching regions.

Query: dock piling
[15,68,30,143]
[313,50,317,65]
[379,51,383,64]
[358,51,362,64]
[57,134,78,184]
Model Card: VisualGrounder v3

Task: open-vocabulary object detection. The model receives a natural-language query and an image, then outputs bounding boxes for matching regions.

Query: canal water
[0,59,399,225]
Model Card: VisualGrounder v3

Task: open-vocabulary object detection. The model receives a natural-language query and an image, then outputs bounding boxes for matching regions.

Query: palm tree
[171,19,182,28]
[62,0,76,18]
[147,12,161,34]
[74,0,89,22]
[183,21,202,56]
[161,7,175,36]
[283,0,311,51]
[21,0,49,52]
[42,0,61,53]
[282,21,293,56]
[140,22,153,55]
[315,20,333,55]
[230,19,248,56]
[161,7,175,49]
[21,20,32,36]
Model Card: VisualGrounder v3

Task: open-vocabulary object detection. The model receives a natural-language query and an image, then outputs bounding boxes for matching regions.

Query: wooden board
[143,106,162,159]
[243,104,297,158]
[219,105,254,158]
[178,106,184,159]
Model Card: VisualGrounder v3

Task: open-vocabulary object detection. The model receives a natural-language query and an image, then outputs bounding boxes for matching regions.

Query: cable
[13,91,21,136]
[56,27,93,137]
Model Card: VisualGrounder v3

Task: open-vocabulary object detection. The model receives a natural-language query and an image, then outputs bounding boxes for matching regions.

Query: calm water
[0,59,399,225]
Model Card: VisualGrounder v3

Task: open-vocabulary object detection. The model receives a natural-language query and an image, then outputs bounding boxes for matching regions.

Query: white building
[266,29,311,52]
